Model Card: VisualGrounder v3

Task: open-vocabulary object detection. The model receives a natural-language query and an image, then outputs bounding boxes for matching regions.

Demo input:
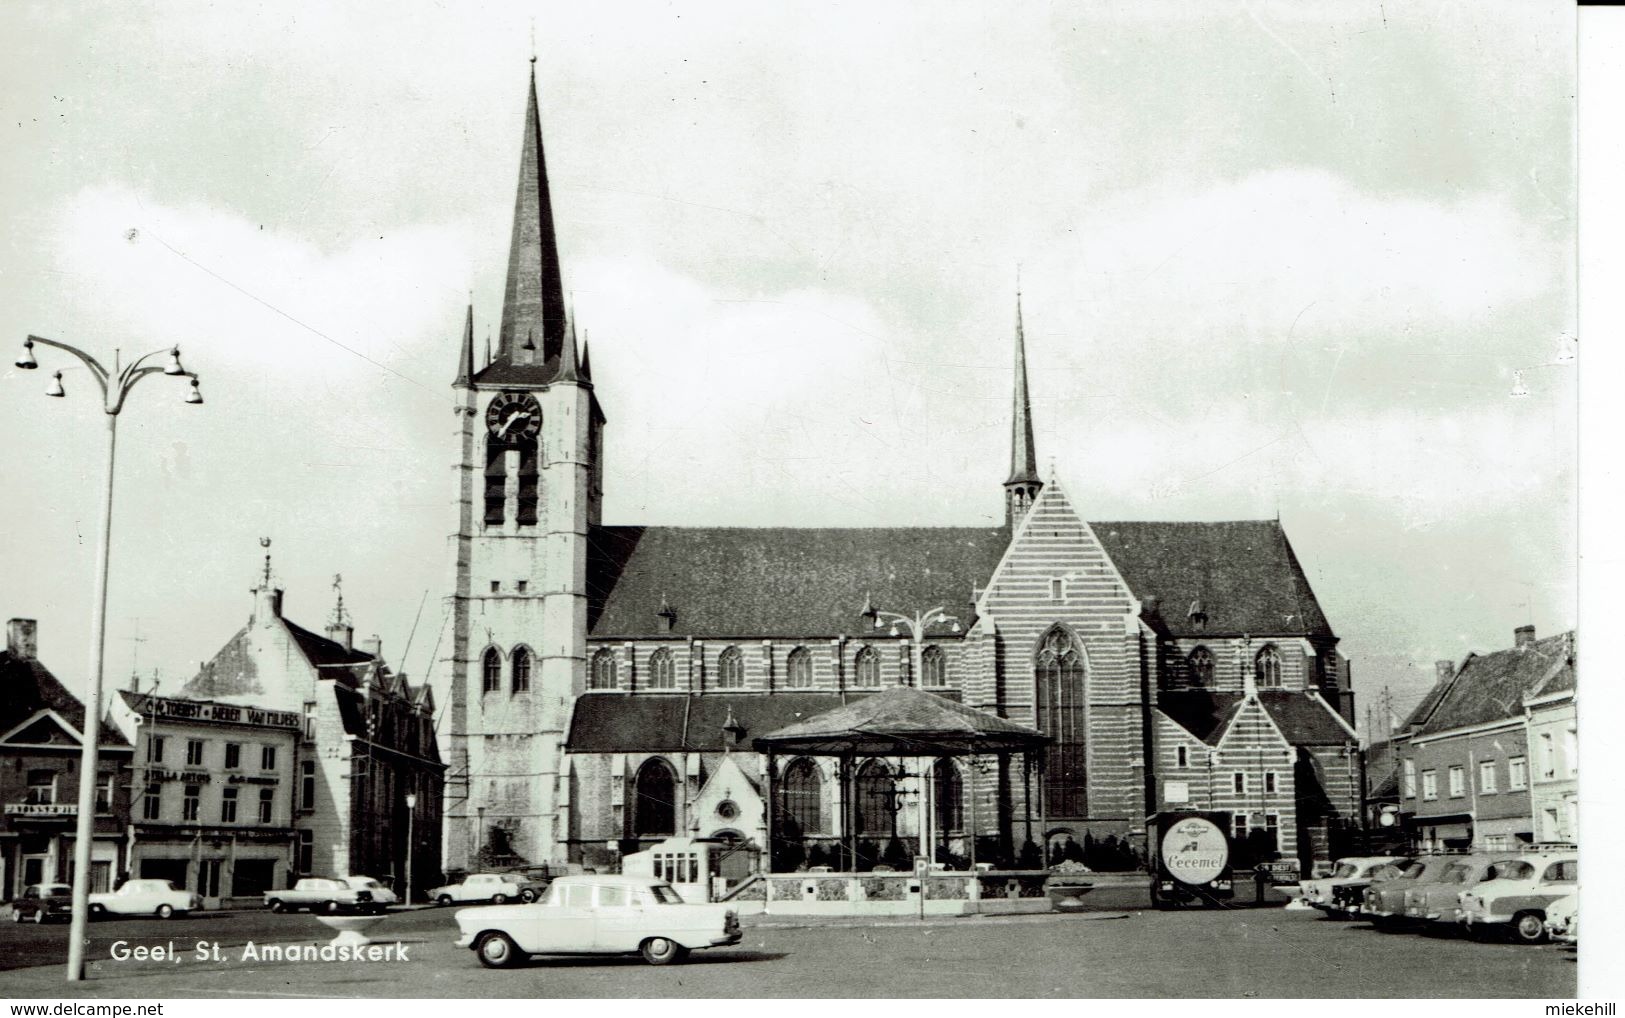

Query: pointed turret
[454,304,475,386]
[557,308,581,383]
[579,335,593,381]
[492,62,567,378]
[1004,289,1043,525]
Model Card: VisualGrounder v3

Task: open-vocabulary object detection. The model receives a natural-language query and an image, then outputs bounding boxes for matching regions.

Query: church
[443,67,1364,881]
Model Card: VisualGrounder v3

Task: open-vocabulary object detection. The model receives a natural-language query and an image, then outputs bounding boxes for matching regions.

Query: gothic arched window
[511,646,532,693]
[482,648,502,694]
[589,649,618,690]
[632,757,676,838]
[1187,646,1214,686]
[780,758,822,836]
[785,647,813,689]
[921,646,947,688]
[1255,644,1282,688]
[646,648,676,690]
[852,646,880,687]
[1035,626,1087,817]
[934,760,964,833]
[716,646,744,689]
[855,760,894,836]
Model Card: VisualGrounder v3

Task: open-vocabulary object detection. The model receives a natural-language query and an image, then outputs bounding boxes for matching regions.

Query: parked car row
[1298,846,1578,945]
[428,871,550,905]
[264,876,398,914]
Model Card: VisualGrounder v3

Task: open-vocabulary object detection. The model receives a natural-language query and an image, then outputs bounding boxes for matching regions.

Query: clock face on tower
[485,392,542,443]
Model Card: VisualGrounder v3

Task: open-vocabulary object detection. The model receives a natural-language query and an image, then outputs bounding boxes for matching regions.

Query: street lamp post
[12,335,203,982]
[404,793,417,907]
[859,597,960,868]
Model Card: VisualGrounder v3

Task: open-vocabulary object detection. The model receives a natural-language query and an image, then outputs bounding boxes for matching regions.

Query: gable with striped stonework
[977,478,1146,828]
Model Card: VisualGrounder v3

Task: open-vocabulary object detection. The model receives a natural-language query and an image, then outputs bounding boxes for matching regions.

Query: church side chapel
[443,66,1364,881]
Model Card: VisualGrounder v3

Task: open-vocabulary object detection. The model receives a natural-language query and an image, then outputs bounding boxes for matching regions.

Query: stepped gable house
[443,66,1362,877]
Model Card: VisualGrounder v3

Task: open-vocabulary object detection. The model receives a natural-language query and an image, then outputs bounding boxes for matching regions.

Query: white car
[345,876,399,907]
[89,879,201,919]
[1458,851,1577,943]
[429,872,524,905]
[1297,857,1409,910]
[1544,893,1578,945]
[454,874,742,968]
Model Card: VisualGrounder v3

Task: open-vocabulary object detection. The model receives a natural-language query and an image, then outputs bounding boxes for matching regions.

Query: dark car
[10,883,73,923]
[499,869,552,903]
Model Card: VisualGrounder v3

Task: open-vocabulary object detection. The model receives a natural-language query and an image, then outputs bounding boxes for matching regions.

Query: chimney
[1434,660,1455,685]
[361,635,382,660]
[1514,625,1536,649]
[253,586,284,624]
[6,619,38,660]
[326,622,354,652]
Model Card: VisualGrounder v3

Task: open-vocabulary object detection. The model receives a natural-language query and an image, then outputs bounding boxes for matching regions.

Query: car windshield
[1489,861,1534,881]
[649,884,684,904]
[1332,863,1358,878]
[44,884,72,895]
[1439,864,1470,883]
[353,879,382,889]
[1400,863,1426,879]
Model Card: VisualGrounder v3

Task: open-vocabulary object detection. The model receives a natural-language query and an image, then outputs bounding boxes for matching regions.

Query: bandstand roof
[752,686,1048,757]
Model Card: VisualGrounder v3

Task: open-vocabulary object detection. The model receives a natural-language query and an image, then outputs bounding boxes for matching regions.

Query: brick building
[440,67,1364,879]
[1522,638,1577,843]
[0,619,132,897]
[1393,626,1575,851]
[179,575,444,893]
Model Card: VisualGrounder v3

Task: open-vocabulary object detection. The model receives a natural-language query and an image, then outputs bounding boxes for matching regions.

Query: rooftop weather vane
[259,537,273,587]
[331,572,350,628]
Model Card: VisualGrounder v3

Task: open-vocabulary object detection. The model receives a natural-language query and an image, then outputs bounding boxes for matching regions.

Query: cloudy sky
[0,1,1574,732]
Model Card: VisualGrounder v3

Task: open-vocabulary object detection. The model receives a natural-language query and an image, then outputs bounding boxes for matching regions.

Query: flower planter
[313,912,386,948]
[1045,882,1094,911]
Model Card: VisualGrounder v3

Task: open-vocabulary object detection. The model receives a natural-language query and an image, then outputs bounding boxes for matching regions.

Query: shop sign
[226,774,280,785]
[130,693,298,729]
[4,802,78,817]
[144,769,212,783]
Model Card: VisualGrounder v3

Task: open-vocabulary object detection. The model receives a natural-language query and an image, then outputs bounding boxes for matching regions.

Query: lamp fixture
[185,378,203,405]
[15,339,37,369]
[163,346,185,376]
[46,371,64,398]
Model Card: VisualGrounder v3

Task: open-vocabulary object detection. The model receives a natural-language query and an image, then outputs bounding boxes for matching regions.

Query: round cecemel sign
[1162,817,1229,884]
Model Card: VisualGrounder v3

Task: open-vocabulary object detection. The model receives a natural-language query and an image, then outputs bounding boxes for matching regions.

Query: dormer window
[1187,599,1207,628]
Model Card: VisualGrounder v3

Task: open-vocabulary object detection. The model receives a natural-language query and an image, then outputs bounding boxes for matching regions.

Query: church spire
[495,61,567,373]
[557,301,581,382]
[454,304,475,386]
[1004,286,1042,526]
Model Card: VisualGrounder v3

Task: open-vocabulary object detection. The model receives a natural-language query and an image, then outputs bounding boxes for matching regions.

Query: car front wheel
[1513,912,1548,944]
[475,932,521,969]
[267,899,286,913]
[519,889,536,903]
[490,893,508,905]
[640,937,689,966]
[33,909,47,924]
[156,904,174,919]
[437,894,453,906]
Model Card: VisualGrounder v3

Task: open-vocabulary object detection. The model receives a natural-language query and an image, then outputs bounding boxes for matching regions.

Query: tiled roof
[585,519,1336,642]
[1092,520,1334,638]
[470,353,565,387]
[0,652,130,746]
[1415,632,1574,736]
[586,526,1008,638]
[1157,689,1354,747]
[754,686,1046,755]
[284,620,375,671]
[567,692,896,753]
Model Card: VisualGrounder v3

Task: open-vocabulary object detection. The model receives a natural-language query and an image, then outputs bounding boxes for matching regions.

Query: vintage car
[497,870,551,903]
[1401,855,1512,925]
[429,872,526,905]
[10,882,73,923]
[89,879,201,919]
[453,874,742,968]
[1458,850,1577,943]
[1362,856,1460,924]
[1544,893,1578,945]
[1326,858,1414,918]
[344,876,399,907]
[1298,856,1409,914]
[264,877,377,914]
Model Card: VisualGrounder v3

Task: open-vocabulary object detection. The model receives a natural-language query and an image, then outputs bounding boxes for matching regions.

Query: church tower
[445,64,604,871]
[1004,289,1042,526]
